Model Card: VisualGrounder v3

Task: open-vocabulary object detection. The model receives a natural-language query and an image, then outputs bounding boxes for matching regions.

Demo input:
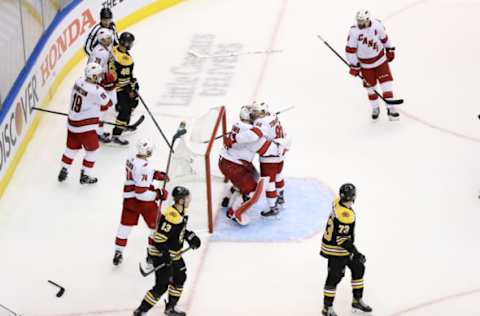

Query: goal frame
[204,106,227,233]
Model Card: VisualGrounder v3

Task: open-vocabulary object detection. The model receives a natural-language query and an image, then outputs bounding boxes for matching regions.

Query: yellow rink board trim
[0,0,185,198]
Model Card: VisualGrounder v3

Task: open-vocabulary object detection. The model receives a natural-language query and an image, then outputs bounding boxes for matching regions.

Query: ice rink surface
[1,0,480,315]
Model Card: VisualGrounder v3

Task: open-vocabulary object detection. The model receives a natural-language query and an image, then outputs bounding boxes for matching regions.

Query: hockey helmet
[172,186,191,203]
[239,105,253,123]
[136,138,154,157]
[251,101,269,114]
[119,32,135,50]
[339,183,356,203]
[356,10,371,28]
[100,7,113,20]
[85,62,103,83]
[97,28,113,45]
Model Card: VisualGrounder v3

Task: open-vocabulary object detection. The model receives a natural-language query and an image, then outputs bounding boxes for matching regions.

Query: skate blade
[388,116,400,121]
[351,307,373,314]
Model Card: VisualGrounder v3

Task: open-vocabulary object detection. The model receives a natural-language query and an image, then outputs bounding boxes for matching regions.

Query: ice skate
[112,136,129,146]
[321,306,338,316]
[164,300,186,316]
[371,107,380,120]
[221,197,230,208]
[352,298,372,313]
[226,208,248,225]
[80,170,98,184]
[276,191,285,207]
[261,206,280,217]
[133,307,146,316]
[113,250,123,266]
[98,132,111,143]
[387,107,400,121]
[58,167,68,182]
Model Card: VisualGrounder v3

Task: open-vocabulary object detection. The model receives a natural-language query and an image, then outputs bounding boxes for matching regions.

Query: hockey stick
[202,106,296,144]
[155,121,188,227]
[316,35,404,105]
[137,94,173,151]
[47,280,65,297]
[189,49,283,59]
[0,303,20,316]
[32,107,145,131]
[139,247,192,277]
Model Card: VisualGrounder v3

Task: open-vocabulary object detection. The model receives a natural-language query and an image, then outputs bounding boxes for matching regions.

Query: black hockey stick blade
[173,121,187,141]
[383,98,404,105]
[126,115,145,131]
[48,280,65,297]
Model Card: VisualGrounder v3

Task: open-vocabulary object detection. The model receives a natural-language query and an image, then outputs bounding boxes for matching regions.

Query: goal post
[205,106,227,233]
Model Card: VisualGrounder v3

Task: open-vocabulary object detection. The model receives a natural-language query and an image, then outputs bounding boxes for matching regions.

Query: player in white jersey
[113,138,169,265]
[252,101,289,217]
[219,106,283,225]
[88,28,116,143]
[58,62,112,184]
[346,10,399,121]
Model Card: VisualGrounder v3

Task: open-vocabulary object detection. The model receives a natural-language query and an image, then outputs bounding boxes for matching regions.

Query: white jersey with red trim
[67,77,111,133]
[87,44,112,73]
[345,19,393,69]
[254,113,286,163]
[219,121,272,165]
[125,156,165,202]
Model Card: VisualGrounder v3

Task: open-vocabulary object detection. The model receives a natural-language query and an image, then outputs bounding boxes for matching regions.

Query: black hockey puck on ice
[48,280,65,297]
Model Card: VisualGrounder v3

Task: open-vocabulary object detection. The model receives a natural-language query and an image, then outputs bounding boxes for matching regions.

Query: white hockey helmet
[137,138,154,157]
[85,62,103,83]
[251,101,269,113]
[97,28,113,46]
[356,9,371,27]
[239,105,252,123]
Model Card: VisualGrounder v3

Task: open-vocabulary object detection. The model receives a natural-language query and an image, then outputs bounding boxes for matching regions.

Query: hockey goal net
[168,106,227,234]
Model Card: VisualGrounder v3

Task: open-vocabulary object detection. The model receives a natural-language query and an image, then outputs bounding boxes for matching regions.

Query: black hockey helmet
[119,32,135,50]
[172,186,190,203]
[100,7,113,20]
[339,183,356,203]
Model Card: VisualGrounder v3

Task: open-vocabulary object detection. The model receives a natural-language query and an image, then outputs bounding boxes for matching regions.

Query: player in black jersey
[134,186,201,316]
[320,183,372,316]
[110,32,139,146]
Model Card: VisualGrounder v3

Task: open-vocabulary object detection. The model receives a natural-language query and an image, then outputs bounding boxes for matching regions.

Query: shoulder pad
[113,46,133,66]
[164,206,182,224]
[333,198,355,224]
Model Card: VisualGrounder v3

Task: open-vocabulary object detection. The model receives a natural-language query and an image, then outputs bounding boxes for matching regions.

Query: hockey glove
[224,134,236,149]
[156,188,168,201]
[154,171,170,182]
[185,231,201,249]
[386,47,395,62]
[349,64,361,77]
[351,250,366,264]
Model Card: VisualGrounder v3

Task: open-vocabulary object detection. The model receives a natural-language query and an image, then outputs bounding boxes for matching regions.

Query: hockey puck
[478,114,480,120]
[48,280,65,297]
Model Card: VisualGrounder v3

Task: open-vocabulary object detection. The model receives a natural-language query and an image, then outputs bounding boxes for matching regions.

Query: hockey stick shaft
[316,35,403,105]
[32,107,144,130]
[137,94,173,151]
[155,122,187,228]
[140,247,192,277]
[0,303,19,316]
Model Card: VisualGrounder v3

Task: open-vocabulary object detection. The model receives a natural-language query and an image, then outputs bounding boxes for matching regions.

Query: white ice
[1,0,480,315]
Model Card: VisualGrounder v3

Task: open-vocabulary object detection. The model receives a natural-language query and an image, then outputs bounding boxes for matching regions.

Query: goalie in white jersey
[58,62,112,184]
[219,106,288,225]
[346,10,399,121]
[113,138,169,266]
[252,101,290,217]
[87,28,116,143]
